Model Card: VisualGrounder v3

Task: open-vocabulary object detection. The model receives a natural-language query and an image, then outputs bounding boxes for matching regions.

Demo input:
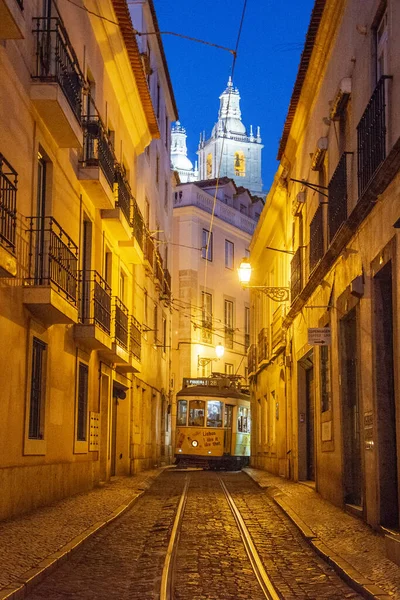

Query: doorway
[374,260,398,527]
[340,308,362,507]
[298,351,315,482]
[306,367,315,481]
[224,405,233,454]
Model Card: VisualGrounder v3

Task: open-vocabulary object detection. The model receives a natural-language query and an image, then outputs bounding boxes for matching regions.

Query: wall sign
[308,327,331,346]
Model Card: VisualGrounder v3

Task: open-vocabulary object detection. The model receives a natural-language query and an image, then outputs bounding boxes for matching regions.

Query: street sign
[308,327,331,345]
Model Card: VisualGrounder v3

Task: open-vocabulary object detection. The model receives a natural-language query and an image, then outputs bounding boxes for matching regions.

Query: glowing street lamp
[198,342,225,367]
[237,257,290,302]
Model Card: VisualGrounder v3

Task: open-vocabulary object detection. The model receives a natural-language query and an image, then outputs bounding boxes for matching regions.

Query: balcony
[328,152,352,242]
[271,305,286,354]
[309,204,324,273]
[248,344,257,375]
[154,249,164,289]
[78,116,116,209]
[24,216,78,324]
[144,233,155,272]
[74,271,112,350]
[31,16,84,148]
[225,327,234,350]
[118,316,142,373]
[357,76,391,197]
[0,154,17,277]
[290,247,303,303]
[0,0,25,39]
[101,167,132,241]
[161,268,171,301]
[258,328,269,363]
[119,198,144,263]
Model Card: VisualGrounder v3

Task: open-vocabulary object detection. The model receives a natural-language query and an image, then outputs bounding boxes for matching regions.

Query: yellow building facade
[0,0,176,520]
[250,0,400,533]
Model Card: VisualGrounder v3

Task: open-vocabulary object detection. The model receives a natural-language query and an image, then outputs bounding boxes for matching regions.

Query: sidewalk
[0,468,164,600]
[245,467,400,600]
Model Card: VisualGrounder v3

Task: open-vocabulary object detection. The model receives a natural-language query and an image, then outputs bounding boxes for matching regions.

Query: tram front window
[207,400,223,427]
[188,400,205,426]
[177,400,188,426]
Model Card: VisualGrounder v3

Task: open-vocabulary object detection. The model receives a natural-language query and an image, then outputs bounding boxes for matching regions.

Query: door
[341,308,362,506]
[111,393,117,477]
[224,405,233,454]
[306,366,315,481]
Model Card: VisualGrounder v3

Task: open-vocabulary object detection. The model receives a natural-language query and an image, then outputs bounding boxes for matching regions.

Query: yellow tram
[174,374,251,470]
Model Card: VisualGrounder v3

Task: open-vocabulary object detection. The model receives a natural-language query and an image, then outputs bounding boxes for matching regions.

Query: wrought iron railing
[32,17,84,123]
[113,297,129,349]
[290,246,302,302]
[26,216,78,305]
[245,333,250,351]
[163,268,171,299]
[115,167,131,223]
[132,199,144,249]
[201,322,212,344]
[0,154,17,253]
[144,233,154,268]
[248,344,257,374]
[154,249,163,285]
[309,204,324,272]
[129,315,141,361]
[258,328,269,362]
[271,305,285,351]
[79,270,111,333]
[328,152,352,241]
[80,116,115,190]
[357,76,392,197]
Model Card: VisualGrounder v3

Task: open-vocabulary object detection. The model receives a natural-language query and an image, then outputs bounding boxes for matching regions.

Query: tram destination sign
[308,327,331,346]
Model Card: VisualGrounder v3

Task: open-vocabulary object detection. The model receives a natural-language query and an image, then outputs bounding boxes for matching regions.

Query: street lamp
[238,258,290,302]
[198,343,225,367]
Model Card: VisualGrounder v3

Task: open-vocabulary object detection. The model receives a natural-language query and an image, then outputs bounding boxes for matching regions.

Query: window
[240,203,247,215]
[225,363,234,375]
[206,153,212,178]
[201,229,213,261]
[376,9,388,81]
[162,316,167,352]
[201,291,212,343]
[0,153,17,252]
[245,306,250,350]
[156,153,160,185]
[234,151,245,176]
[177,400,187,426]
[29,338,47,439]
[164,180,168,210]
[143,289,148,339]
[165,115,169,149]
[156,82,160,119]
[238,405,250,433]
[207,400,223,427]
[320,344,332,412]
[225,240,234,269]
[189,400,205,426]
[77,363,89,441]
[154,303,158,342]
[224,299,234,349]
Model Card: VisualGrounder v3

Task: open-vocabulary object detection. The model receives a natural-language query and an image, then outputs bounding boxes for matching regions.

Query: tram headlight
[191,440,198,447]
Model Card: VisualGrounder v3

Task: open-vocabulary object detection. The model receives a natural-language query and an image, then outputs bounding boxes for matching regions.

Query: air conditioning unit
[292,191,306,216]
[311,137,328,171]
[329,77,352,120]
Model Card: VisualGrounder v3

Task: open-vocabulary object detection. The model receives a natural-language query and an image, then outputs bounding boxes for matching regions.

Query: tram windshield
[177,400,187,426]
[188,400,205,426]
[207,400,223,427]
[238,406,250,433]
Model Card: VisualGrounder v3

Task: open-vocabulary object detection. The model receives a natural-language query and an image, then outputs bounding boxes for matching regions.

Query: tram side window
[238,406,250,433]
[177,400,188,426]
[207,400,223,427]
[189,400,205,426]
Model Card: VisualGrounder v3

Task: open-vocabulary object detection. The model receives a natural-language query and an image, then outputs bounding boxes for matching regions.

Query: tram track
[160,473,280,600]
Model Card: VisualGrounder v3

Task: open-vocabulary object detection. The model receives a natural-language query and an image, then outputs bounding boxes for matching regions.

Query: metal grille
[131,199,144,249]
[163,268,171,300]
[258,328,269,362]
[29,338,46,439]
[144,233,154,268]
[130,316,141,361]
[114,297,129,349]
[290,247,302,302]
[79,270,111,333]
[309,204,324,272]
[32,17,84,122]
[0,154,17,252]
[154,249,164,285]
[26,216,78,305]
[77,362,88,441]
[328,152,352,241]
[271,305,285,351]
[357,76,391,197]
[81,116,115,190]
[115,167,132,222]
[247,344,257,374]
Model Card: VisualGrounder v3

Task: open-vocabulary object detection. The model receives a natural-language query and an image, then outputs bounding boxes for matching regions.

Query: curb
[244,470,391,600]
[0,472,163,600]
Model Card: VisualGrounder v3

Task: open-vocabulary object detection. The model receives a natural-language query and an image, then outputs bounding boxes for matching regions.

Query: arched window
[206,153,212,178]
[234,151,245,176]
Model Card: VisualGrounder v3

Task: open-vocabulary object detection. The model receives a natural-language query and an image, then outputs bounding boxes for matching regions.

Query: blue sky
[153,0,315,192]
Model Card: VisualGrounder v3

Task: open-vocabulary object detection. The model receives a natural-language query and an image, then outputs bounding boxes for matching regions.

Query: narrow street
[24,470,362,600]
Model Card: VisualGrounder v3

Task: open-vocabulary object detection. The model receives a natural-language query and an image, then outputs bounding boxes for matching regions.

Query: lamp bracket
[249,286,290,302]
[290,178,329,198]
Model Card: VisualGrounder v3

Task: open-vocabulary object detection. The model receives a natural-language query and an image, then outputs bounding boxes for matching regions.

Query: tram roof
[177,375,250,401]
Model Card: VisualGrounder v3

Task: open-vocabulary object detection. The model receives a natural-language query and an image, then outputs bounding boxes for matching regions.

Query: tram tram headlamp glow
[191,440,198,447]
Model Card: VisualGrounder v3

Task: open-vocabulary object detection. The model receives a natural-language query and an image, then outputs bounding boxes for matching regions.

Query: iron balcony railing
[328,152,353,242]
[309,204,324,272]
[129,315,141,361]
[258,328,269,362]
[357,75,392,197]
[79,270,111,334]
[154,249,164,285]
[32,17,84,123]
[244,333,250,351]
[201,321,212,344]
[248,344,257,374]
[163,268,171,299]
[26,216,78,305]
[113,296,129,349]
[290,246,303,302]
[132,199,144,249]
[115,167,132,223]
[271,305,285,352]
[0,154,17,253]
[81,116,116,190]
[144,233,154,268]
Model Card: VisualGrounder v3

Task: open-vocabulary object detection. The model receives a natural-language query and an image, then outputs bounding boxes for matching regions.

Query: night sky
[153,0,315,193]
